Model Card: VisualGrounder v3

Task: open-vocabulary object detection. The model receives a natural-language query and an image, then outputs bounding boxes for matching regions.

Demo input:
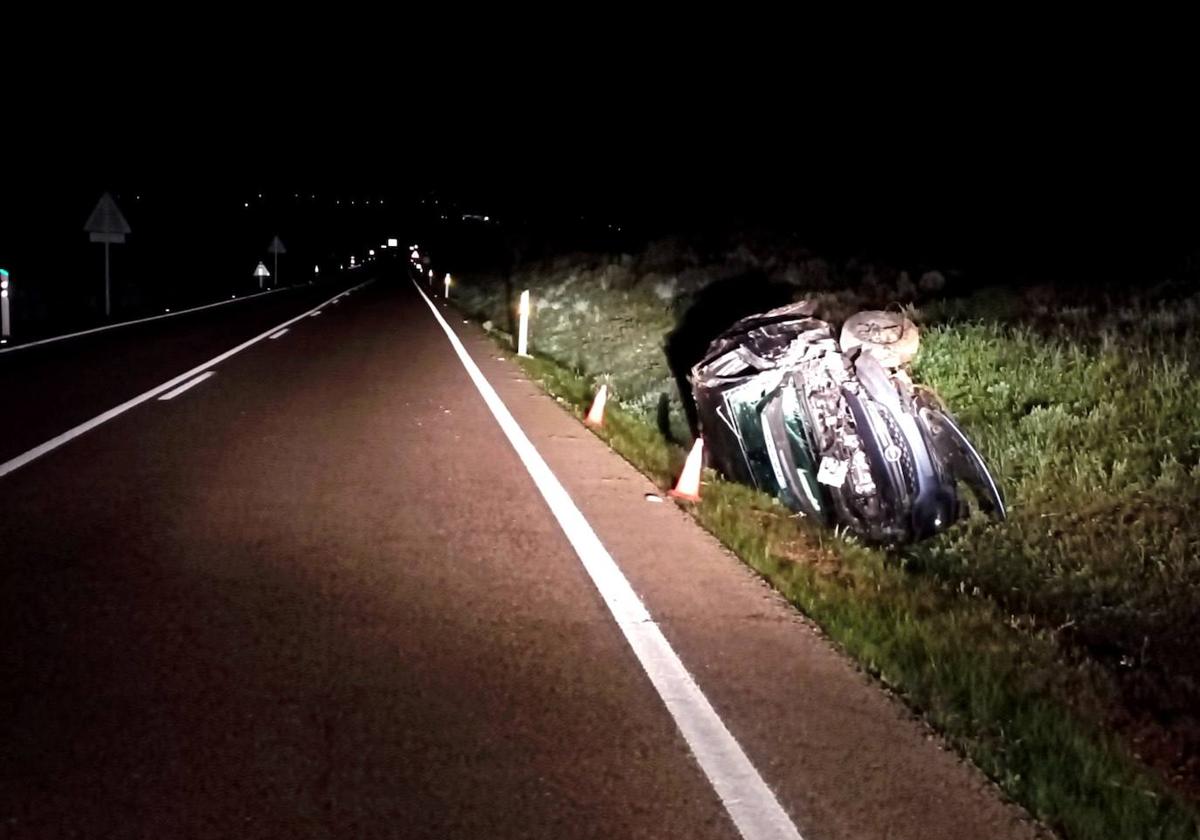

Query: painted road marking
[269,328,289,339]
[310,311,322,318]
[0,286,295,355]
[157,371,215,401]
[413,279,803,840]
[0,281,373,480]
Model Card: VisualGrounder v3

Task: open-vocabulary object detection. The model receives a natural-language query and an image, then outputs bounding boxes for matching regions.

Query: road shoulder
[438,303,1046,840]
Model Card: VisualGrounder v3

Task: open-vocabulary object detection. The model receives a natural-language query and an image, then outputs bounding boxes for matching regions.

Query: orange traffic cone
[585,385,608,426]
[669,438,704,502]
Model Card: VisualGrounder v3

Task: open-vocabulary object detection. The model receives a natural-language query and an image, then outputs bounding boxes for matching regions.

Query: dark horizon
[6,108,1200,294]
[4,178,1198,291]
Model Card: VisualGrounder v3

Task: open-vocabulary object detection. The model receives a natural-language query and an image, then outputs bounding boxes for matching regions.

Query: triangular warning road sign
[84,193,131,243]
[268,236,287,255]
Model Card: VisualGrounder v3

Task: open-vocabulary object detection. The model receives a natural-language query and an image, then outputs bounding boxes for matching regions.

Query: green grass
[454,258,1200,840]
[908,308,1200,680]
[510,347,1199,840]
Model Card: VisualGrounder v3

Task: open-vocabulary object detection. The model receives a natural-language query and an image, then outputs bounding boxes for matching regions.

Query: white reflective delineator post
[1,270,11,341]
[313,264,319,284]
[444,273,451,300]
[517,289,531,357]
[428,269,434,288]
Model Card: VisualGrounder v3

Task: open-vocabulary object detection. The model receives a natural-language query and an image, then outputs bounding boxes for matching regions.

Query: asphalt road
[0,271,1042,839]
[0,282,361,465]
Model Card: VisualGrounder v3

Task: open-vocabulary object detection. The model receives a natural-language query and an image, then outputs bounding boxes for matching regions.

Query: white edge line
[157,371,215,401]
[0,285,299,355]
[411,279,803,840]
[0,280,373,479]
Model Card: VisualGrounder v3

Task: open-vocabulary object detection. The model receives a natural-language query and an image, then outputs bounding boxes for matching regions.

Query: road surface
[0,271,1042,839]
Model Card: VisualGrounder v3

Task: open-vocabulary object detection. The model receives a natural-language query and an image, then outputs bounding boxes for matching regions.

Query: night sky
[6,63,1200,291]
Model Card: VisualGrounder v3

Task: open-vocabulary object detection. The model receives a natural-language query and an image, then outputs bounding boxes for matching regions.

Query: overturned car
[690,302,1005,544]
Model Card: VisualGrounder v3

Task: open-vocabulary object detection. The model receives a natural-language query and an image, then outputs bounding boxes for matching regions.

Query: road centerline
[157,371,216,401]
[412,278,804,840]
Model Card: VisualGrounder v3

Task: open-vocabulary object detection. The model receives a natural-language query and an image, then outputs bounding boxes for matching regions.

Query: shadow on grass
[655,393,676,445]
[664,272,796,437]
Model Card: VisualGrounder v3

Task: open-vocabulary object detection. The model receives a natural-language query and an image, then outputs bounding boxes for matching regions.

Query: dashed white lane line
[412,279,804,840]
[269,328,290,339]
[310,311,322,317]
[0,280,373,480]
[157,371,215,401]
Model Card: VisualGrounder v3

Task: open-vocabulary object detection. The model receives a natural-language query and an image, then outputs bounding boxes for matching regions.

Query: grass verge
[500,344,1199,840]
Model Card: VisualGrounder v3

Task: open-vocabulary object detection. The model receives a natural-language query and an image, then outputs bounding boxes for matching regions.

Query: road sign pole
[84,193,130,320]
[254,262,270,290]
[267,236,287,289]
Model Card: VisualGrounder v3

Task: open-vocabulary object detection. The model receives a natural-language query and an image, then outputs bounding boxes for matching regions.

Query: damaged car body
[690,302,1005,544]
